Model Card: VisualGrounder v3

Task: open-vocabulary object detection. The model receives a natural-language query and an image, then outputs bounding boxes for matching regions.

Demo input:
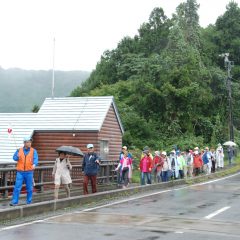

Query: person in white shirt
[52,151,72,200]
[216,145,224,168]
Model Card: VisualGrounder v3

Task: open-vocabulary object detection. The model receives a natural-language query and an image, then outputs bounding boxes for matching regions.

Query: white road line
[79,172,240,213]
[1,172,239,231]
[192,172,240,186]
[0,220,44,232]
[204,206,231,219]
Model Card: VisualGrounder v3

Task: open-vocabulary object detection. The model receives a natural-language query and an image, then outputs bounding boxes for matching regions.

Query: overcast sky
[0,0,238,71]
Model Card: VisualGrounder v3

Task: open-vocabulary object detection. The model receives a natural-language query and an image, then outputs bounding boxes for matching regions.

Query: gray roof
[0,96,123,162]
[0,113,36,163]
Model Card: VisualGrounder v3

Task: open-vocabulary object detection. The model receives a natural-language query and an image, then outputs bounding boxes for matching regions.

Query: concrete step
[0,182,122,206]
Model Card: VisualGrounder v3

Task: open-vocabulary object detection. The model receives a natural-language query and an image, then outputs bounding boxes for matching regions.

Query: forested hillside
[71,0,240,150]
[0,68,89,112]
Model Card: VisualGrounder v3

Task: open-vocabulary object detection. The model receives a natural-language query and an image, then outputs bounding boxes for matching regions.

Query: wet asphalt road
[1,173,240,240]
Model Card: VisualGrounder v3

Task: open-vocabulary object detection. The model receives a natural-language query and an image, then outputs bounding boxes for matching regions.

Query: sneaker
[9,202,17,206]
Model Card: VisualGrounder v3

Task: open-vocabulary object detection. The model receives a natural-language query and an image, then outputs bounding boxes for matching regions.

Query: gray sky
[0,0,237,71]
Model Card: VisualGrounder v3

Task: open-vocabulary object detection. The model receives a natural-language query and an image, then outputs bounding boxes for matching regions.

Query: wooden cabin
[0,96,124,163]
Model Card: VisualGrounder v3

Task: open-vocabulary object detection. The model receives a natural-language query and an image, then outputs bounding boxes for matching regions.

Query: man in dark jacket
[82,144,100,194]
[227,146,234,165]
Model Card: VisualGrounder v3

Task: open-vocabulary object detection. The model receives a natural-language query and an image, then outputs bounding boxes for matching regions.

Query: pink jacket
[119,156,132,168]
[140,156,152,173]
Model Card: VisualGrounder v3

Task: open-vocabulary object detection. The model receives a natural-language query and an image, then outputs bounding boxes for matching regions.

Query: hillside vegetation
[0,68,89,112]
[71,0,240,150]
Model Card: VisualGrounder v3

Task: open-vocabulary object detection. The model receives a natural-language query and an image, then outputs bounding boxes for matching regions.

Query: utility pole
[220,53,234,141]
[51,37,55,99]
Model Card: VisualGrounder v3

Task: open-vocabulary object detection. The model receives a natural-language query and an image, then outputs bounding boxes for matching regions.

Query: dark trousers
[179,170,184,179]
[211,161,216,173]
[195,167,201,176]
[83,175,97,195]
[117,169,122,185]
[122,168,129,186]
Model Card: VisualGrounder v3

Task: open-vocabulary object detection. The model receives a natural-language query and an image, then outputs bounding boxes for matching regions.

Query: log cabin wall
[98,104,122,161]
[32,131,99,162]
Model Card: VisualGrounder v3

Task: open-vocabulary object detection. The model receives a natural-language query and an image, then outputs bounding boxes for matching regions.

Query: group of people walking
[117,144,233,187]
[9,137,235,205]
[139,144,231,185]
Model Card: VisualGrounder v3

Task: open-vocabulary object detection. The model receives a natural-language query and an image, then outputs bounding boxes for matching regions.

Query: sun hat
[143,146,150,151]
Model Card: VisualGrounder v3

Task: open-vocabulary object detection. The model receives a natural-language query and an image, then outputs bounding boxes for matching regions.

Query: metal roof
[0,96,123,162]
[0,113,36,163]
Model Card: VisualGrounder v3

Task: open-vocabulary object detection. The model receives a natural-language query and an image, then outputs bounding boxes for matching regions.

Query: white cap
[161,151,167,156]
[23,136,32,142]
[87,143,94,149]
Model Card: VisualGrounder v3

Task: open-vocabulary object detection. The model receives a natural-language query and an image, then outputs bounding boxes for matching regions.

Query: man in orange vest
[10,136,38,206]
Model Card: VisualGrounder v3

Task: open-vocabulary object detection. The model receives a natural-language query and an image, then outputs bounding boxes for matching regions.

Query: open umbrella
[56,146,84,156]
[223,141,237,147]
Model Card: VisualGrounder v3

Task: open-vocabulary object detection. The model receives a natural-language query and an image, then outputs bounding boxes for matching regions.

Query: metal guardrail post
[106,163,110,183]
[39,169,44,193]
[111,162,117,181]
[3,171,9,198]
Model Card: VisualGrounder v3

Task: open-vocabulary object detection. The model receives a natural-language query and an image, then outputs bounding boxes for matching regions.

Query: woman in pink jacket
[115,152,133,188]
[139,150,152,185]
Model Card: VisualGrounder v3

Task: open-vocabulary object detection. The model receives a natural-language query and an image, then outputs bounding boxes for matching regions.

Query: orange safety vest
[16,147,34,171]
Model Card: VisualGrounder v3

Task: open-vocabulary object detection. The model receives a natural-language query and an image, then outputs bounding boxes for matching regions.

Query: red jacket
[140,155,152,173]
[193,155,203,168]
[153,156,164,172]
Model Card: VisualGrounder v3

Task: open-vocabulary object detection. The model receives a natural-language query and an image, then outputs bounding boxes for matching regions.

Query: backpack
[202,152,209,164]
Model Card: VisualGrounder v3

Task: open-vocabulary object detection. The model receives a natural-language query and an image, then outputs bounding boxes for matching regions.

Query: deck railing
[0,160,118,198]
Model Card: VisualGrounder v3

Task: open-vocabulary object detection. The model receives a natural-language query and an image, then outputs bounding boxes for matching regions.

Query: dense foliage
[71,0,240,150]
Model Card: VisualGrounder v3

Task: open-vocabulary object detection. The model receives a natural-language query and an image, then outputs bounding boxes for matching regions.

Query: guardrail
[0,160,118,198]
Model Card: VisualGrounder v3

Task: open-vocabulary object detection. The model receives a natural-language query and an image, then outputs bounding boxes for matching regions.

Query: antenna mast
[51,37,55,99]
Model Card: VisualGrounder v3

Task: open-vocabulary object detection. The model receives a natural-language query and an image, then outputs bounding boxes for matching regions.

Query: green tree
[31,104,40,113]
[137,7,171,55]
[70,0,240,148]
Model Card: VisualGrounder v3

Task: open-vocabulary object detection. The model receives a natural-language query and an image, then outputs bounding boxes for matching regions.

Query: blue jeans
[11,171,33,204]
[117,169,122,185]
[161,171,169,182]
[141,172,151,185]
[157,171,162,183]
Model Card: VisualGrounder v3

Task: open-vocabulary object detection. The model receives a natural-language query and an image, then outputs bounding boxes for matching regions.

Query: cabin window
[100,140,109,160]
